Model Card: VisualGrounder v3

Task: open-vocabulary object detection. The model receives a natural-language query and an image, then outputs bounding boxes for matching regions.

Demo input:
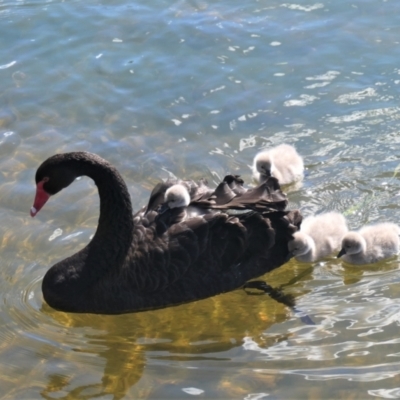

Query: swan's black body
[33,152,302,314]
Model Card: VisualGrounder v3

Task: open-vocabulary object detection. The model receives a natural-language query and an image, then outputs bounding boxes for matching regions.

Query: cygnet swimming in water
[252,144,304,185]
[337,223,400,265]
[288,212,348,262]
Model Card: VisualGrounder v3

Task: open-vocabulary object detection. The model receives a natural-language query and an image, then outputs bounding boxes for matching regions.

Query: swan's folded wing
[223,174,246,195]
[190,177,287,212]
[209,182,237,205]
[187,178,214,202]
[210,177,287,212]
[129,209,295,294]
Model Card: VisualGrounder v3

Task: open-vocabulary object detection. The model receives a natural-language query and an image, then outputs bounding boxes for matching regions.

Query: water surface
[1,0,400,398]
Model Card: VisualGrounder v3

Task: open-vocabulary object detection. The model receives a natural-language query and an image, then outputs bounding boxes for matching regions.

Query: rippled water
[1,0,400,398]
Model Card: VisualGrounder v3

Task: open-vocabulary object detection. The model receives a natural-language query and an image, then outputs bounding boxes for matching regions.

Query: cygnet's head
[337,232,366,258]
[288,232,314,257]
[162,184,190,211]
[254,152,274,179]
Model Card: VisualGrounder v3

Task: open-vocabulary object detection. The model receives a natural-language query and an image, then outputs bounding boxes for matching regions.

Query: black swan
[31,152,302,314]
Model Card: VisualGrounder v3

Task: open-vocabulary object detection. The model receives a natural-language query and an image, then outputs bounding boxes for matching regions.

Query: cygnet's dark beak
[158,203,169,214]
[263,170,272,178]
[285,250,294,262]
[337,248,346,258]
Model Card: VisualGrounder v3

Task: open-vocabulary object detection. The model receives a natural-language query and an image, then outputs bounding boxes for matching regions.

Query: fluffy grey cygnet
[289,212,348,262]
[337,223,400,265]
[252,144,304,185]
[157,184,192,224]
[164,184,190,209]
[158,184,210,226]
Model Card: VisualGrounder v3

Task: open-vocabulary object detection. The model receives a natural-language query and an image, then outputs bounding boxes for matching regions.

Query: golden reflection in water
[34,286,295,400]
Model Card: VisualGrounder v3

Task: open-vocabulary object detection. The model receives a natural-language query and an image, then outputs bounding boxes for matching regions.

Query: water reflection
[35,290,294,399]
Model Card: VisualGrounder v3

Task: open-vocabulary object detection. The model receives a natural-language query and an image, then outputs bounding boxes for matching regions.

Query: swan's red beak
[30,180,50,217]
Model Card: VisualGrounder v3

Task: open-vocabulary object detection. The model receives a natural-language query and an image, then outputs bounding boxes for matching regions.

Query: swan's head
[30,152,96,217]
[288,232,314,257]
[160,184,190,213]
[337,232,366,258]
[253,151,275,180]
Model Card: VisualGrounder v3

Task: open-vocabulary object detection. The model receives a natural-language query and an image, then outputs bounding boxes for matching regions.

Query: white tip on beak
[30,206,37,217]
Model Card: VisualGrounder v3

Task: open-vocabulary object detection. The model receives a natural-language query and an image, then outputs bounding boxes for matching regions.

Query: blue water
[1,0,400,398]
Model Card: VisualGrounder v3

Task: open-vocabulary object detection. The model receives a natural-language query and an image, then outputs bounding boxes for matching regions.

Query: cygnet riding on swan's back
[155,184,192,228]
[337,222,400,265]
[162,184,190,209]
[30,152,302,314]
[289,212,348,262]
[253,144,304,186]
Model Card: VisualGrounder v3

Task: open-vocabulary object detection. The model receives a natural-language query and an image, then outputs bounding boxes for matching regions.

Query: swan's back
[143,178,213,215]
[117,177,300,312]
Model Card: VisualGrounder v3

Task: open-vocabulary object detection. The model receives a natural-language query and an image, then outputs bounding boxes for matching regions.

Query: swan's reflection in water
[37,285,297,400]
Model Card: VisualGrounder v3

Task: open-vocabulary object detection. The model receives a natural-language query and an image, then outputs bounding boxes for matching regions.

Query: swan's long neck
[85,160,134,266]
[61,156,135,275]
